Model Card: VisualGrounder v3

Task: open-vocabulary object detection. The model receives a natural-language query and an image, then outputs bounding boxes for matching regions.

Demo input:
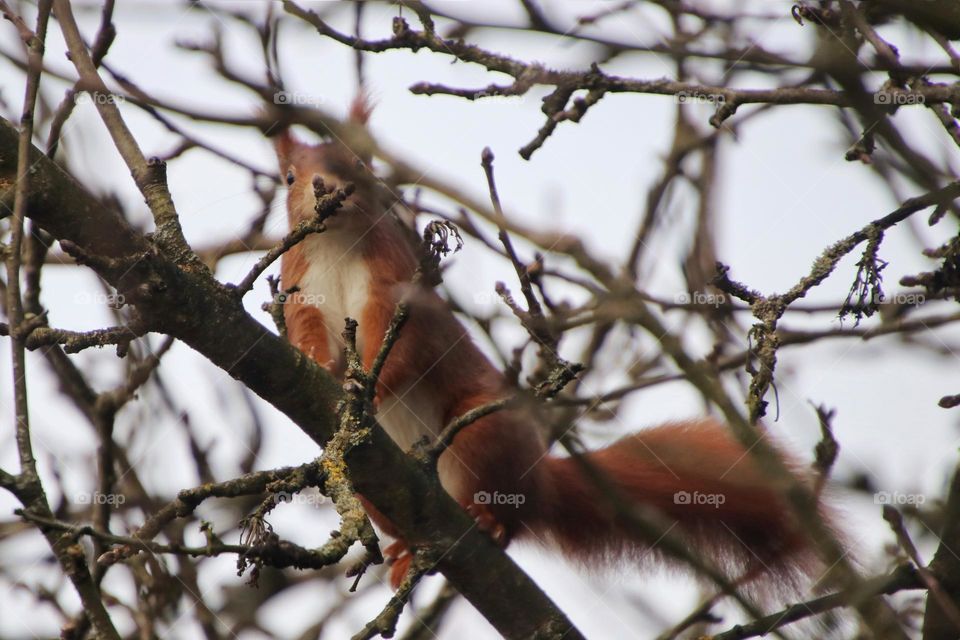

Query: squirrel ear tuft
[256,103,298,169]
[349,90,375,125]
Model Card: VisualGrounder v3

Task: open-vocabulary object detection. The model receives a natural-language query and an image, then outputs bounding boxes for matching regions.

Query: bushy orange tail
[524,419,825,589]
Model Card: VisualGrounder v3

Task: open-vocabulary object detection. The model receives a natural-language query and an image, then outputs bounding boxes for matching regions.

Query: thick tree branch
[0,116,583,640]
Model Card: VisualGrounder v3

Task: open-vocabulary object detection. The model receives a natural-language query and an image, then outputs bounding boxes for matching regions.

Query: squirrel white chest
[294,233,444,456]
[297,232,372,356]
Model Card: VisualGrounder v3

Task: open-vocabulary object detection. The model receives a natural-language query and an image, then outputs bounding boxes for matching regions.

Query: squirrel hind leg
[381,502,510,590]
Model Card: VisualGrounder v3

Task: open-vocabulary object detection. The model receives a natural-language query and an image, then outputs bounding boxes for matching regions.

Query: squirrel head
[271,93,378,227]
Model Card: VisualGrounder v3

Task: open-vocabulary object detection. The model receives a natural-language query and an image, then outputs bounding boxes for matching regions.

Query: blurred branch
[54,0,199,269]
[283,1,957,157]
[883,505,960,634]
[713,564,922,640]
[3,1,960,636]
[923,464,960,640]
[1,1,122,638]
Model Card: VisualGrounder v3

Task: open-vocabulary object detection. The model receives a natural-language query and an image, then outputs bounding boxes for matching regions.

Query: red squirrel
[271,107,829,593]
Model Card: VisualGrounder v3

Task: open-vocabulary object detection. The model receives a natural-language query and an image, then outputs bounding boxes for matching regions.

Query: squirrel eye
[285,169,295,185]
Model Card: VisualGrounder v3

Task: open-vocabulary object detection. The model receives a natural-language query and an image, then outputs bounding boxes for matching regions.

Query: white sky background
[1,0,958,638]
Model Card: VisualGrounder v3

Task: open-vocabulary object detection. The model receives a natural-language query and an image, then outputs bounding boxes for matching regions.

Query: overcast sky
[1,1,958,638]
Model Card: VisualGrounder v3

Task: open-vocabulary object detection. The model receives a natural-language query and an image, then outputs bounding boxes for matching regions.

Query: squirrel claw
[466,502,507,546]
[382,540,407,562]
[383,540,413,589]
[388,550,412,589]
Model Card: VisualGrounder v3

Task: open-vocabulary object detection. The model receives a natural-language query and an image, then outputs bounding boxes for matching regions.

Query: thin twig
[231,182,353,296]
